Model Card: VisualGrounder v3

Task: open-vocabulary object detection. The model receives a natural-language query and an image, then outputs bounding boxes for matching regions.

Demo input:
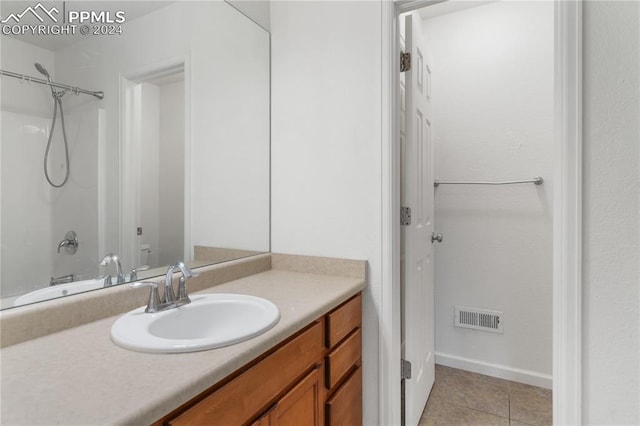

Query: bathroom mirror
[0,1,270,309]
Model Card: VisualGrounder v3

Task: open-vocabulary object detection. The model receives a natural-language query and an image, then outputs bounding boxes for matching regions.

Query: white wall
[227,0,270,31]
[583,1,639,424]
[424,1,554,385]
[270,1,382,423]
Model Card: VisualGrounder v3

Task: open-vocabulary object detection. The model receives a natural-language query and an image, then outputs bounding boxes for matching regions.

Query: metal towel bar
[434,176,543,187]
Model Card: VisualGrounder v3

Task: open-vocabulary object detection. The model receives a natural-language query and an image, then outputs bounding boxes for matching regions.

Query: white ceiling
[418,0,498,20]
[0,1,174,51]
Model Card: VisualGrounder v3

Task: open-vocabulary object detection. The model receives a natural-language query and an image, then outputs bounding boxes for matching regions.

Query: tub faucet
[99,254,125,284]
[50,274,74,286]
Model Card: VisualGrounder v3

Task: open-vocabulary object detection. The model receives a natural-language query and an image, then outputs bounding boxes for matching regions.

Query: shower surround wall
[0,36,103,298]
[49,101,103,282]
[0,36,102,297]
[1,38,56,296]
[424,1,554,386]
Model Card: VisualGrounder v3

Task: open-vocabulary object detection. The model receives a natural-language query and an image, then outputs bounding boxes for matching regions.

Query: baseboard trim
[435,352,553,389]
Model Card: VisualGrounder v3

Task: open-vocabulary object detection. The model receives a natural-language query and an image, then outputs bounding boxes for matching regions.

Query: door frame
[119,55,192,270]
[379,1,583,425]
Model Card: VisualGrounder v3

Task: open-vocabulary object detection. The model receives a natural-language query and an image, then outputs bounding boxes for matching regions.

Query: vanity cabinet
[156,293,362,426]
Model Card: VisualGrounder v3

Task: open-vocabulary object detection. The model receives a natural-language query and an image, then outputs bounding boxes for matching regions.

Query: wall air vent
[454,306,503,334]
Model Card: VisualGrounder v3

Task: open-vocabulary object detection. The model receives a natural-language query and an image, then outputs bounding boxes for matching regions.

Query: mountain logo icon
[1,3,60,24]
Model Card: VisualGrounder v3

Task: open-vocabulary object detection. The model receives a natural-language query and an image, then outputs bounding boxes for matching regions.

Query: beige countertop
[0,268,365,425]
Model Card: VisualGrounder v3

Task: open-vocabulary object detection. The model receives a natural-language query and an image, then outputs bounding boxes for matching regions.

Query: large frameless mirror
[0,1,270,309]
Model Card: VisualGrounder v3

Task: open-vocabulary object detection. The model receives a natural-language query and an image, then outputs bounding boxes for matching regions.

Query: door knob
[431,232,443,243]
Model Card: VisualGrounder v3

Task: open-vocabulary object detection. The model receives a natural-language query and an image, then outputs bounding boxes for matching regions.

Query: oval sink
[110,293,280,353]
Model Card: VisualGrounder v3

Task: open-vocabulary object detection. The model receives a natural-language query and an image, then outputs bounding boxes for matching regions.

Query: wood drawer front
[326,295,362,349]
[325,367,362,426]
[325,329,361,390]
[168,321,323,426]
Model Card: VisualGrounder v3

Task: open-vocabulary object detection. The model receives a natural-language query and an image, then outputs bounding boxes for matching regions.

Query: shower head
[34,63,51,81]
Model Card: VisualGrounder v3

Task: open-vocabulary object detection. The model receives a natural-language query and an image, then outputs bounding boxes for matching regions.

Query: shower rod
[0,68,104,99]
[434,176,544,187]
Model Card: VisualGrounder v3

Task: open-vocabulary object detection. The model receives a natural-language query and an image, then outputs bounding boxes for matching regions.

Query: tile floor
[419,365,552,426]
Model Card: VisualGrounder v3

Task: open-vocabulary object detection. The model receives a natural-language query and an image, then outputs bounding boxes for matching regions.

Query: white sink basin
[110,293,280,353]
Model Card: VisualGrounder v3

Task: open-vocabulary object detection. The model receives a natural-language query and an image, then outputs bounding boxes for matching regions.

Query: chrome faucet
[131,262,198,313]
[99,253,125,285]
[163,261,197,304]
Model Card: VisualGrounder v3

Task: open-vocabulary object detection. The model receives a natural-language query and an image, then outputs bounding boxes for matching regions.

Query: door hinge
[401,206,412,226]
[401,359,412,380]
[400,52,411,72]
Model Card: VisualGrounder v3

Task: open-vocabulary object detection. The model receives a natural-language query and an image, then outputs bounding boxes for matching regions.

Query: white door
[401,11,435,426]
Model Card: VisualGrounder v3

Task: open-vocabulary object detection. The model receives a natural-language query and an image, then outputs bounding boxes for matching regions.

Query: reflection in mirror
[0,1,270,309]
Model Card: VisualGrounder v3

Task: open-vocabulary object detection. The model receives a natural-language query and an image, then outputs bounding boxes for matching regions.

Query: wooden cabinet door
[252,407,275,426]
[272,368,321,426]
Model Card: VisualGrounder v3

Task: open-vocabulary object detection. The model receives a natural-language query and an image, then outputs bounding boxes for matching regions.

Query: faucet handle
[177,276,191,305]
[130,265,150,281]
[129,281,161,313]
[101,274,113,287]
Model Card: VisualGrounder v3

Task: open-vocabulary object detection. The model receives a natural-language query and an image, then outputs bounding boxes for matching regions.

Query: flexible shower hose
[44,92,70,188]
